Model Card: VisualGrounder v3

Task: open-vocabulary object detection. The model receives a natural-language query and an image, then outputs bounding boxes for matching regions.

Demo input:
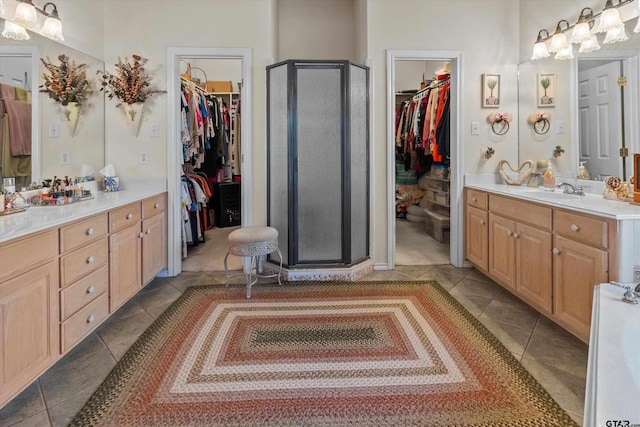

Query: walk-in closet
[178,58,243,271]
[394,60,451,265]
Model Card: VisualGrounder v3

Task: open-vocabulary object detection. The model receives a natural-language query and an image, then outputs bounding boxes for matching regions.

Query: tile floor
[0,265,588,426]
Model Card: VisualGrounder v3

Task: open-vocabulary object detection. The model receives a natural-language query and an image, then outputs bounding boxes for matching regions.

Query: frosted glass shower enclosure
[267,60,370,269]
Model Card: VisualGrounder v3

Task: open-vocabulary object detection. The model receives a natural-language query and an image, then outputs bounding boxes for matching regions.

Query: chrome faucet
[557,182,585,196]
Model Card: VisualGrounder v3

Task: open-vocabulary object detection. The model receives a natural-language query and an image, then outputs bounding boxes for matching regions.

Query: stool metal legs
[224,248,284,298]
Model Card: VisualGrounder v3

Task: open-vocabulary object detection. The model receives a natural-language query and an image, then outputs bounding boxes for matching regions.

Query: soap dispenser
[543,161,556,191]
[577,161,590,180]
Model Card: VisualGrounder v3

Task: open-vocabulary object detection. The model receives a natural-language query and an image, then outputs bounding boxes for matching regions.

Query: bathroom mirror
[0,17,104,190]
[518,18,640,181]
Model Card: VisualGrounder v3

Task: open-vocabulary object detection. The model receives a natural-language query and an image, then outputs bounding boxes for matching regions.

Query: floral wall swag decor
[40,54,92,135]
[98,54,165,136]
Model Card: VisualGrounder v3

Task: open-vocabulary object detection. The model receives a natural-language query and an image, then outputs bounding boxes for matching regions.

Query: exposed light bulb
[579,34,601,53]
[1,20,30,40]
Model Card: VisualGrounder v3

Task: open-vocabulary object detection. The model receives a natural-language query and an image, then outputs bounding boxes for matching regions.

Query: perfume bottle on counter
[543,161,556,191]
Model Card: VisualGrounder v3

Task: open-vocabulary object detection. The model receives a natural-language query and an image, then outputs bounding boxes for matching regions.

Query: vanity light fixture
[549,20,571,52]
[597,0,625,33]
[531,0,635,60]
[570,8,595,44]
[579,34,602,53]
[555,44,575,60]
[1,0,63,42]
[531,30,551,60]
[604,24,629,43]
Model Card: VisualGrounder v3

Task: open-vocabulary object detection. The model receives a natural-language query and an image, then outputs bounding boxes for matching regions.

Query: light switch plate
[60,151,70,164]
[49,124,60,138]
[556,120,565,134]
[139,152,149,164]
[471,122,480,135]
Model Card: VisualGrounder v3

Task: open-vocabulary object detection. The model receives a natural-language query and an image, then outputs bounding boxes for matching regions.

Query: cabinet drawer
[489,195,551,230]
[60,265,108,321]
[60,293,108,353]
[109,203,141,233]
[0,229,57,283]
[59,213,108,254]
[554,210,609,249]
[60,238,108,287]
[142,194,166,220]
[466,189,488,210]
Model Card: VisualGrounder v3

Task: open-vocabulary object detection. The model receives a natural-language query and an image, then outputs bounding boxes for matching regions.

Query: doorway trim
[386,50,464,269]
[166,47,253,276]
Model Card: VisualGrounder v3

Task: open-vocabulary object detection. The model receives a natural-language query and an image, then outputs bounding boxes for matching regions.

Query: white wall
[367,0,521,265]
[277,0,356,61]
[102,0,274,226]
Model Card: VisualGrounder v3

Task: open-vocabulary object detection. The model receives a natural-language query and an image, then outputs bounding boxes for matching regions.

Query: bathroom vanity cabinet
[0,190,167,409]
[464,187,618,343]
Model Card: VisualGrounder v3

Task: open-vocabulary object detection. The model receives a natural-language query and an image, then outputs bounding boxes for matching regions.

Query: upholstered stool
[224,226,283,298]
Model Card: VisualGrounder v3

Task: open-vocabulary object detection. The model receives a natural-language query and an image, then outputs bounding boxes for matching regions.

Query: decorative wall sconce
[484,147,495,159]
[530,0,636,61]
[487,112,512,135]
[1,0,63,41]
[553,145,565,158]
[529,112,552,135]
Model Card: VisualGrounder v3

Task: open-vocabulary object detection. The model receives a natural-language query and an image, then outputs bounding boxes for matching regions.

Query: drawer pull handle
[86,256,95,264]
[87,286,95,294]
[146,228,151,235]
[87,315,96,324]
[86,228,94,236]
[513,232,520,239]
[552,248,560,255]
[480,219,485,225]
[506,230,513,236]
[154,203,160,209]
[139,232,144,238]
[570,224,580,232]
[472,197,477,202]
[126,213,133,220]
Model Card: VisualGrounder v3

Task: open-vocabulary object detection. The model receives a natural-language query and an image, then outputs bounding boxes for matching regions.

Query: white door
[0,56,31,87]
[578,61,622,180]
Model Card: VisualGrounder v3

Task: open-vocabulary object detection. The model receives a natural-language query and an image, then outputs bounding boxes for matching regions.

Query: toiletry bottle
[577,161,590,180]
[543,161,555,191]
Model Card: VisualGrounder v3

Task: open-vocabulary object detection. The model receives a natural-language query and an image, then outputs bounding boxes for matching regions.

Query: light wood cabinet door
[109,225,142,312]
[553,235,608,342]
[488,214,516,290]
[0,261,59,407]
[142,211,167,285]
[465,205,488,271]
[516,223,552,313]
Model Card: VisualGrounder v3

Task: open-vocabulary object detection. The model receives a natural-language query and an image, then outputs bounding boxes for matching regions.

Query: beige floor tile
[47,391,93,427]
[9,410,51,427]
[477,314,532,358]
[447,286,493,317]
[450,277,503,299]
[96,310,155,348]
[106,335,140,362]
[482,292,540,333]
[133,284,183,312]
[0,381,45,426]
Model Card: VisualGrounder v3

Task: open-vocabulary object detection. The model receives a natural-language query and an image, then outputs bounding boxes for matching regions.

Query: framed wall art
[537,73,555,107]
[482,74,500,108]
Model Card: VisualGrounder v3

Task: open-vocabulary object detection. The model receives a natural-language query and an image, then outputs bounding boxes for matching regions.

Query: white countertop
[464,181,640,220]
[584,283,640,426]
[0,180,166,244]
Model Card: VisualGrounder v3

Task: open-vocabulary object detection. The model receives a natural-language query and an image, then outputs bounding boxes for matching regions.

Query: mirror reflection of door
[578,60,623,181]
[0,55,32,191]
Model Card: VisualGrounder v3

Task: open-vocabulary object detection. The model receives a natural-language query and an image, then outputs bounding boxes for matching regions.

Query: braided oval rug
[70,281,578,426]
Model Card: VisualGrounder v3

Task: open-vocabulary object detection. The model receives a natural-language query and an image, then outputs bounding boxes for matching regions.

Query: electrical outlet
[139,152,149,164]
[471,122,480,135]
[60,151,70,164]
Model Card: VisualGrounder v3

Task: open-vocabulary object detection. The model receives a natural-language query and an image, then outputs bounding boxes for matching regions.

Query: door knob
[552,248,560,255]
